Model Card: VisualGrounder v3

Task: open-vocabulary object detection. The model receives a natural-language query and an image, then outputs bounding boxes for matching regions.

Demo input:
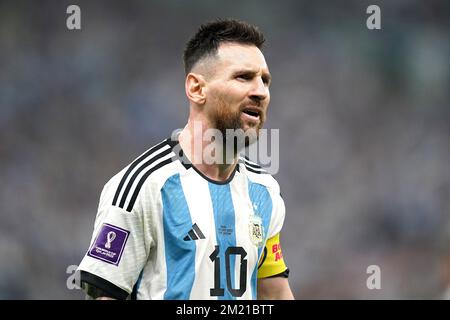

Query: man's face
[203,43,271,140]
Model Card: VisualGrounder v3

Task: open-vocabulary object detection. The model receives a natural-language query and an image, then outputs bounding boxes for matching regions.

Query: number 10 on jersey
[209,245,248,297]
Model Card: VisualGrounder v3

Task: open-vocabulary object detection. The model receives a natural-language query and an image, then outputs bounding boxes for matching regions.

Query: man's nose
[249,77,269,102]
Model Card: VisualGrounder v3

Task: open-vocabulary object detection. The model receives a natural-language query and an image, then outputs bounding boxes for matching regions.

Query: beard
[208,95,265,157]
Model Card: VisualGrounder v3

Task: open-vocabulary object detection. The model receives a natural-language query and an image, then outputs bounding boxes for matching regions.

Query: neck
[178,117,238,182]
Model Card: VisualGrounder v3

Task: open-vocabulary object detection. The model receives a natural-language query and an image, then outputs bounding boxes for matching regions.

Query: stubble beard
[209,96,264,162]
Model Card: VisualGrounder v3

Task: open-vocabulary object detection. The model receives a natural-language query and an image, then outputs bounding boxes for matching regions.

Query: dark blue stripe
[248,180,273,300]
[162,174,196,299]
[208,183,237,300]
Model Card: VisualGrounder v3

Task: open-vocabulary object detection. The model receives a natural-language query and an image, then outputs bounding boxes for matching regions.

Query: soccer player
[77,19,294,300]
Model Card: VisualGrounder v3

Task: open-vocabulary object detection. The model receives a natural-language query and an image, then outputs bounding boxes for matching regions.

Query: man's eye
[237,74,252,80]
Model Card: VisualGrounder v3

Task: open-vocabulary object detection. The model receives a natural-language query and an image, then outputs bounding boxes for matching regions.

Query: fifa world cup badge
[249,215,264,247]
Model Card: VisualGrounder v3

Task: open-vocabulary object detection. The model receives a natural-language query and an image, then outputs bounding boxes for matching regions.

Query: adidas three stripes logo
[183,223,205,241]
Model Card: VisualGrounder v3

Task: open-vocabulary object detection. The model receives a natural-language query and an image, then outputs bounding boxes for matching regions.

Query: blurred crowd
[0,0,449,299]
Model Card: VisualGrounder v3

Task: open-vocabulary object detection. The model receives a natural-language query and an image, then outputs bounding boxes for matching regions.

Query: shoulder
[240,156,286,237]
[238,156,281,195]
[101,138,186,212]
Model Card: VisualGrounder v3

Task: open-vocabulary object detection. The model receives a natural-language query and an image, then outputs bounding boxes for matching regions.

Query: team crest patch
[249,215,264,247]
[87,223,129,266]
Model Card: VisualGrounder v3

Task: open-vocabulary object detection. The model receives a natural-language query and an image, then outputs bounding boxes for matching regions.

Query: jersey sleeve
[267,189,286,239]
[77,179,151,299]
[256,177,288,278]
[257,233,289,278]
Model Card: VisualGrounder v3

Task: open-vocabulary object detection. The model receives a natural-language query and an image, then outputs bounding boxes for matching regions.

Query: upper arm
[77,176,152,299]
[257,233,288,278]
[257,276,294,300]
[256,233,294,299]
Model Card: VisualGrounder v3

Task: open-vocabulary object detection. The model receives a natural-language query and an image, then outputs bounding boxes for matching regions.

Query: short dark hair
[183,19,265,75]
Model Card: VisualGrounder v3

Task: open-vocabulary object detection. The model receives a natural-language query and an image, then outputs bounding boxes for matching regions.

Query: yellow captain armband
[257,233,288,278]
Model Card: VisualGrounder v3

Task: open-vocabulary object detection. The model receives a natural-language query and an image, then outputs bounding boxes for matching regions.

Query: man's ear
[185,73,207,105]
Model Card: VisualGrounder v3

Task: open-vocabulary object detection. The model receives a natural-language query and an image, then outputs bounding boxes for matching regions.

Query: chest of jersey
[157,171,273,300]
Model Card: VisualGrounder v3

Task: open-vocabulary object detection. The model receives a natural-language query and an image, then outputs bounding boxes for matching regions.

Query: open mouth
[242,107,261,119]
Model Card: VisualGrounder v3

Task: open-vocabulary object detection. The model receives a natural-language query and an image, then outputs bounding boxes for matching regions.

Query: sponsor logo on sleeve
[272,243,283,262]
[87,223,129,266]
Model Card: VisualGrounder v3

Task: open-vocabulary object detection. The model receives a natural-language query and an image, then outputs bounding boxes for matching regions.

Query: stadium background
[0,0,449,299]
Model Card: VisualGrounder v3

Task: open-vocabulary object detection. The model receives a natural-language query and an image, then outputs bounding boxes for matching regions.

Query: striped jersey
[77,137,288,300]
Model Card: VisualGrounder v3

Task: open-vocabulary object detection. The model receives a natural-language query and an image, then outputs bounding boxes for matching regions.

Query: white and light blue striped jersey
[77,137,287,300]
